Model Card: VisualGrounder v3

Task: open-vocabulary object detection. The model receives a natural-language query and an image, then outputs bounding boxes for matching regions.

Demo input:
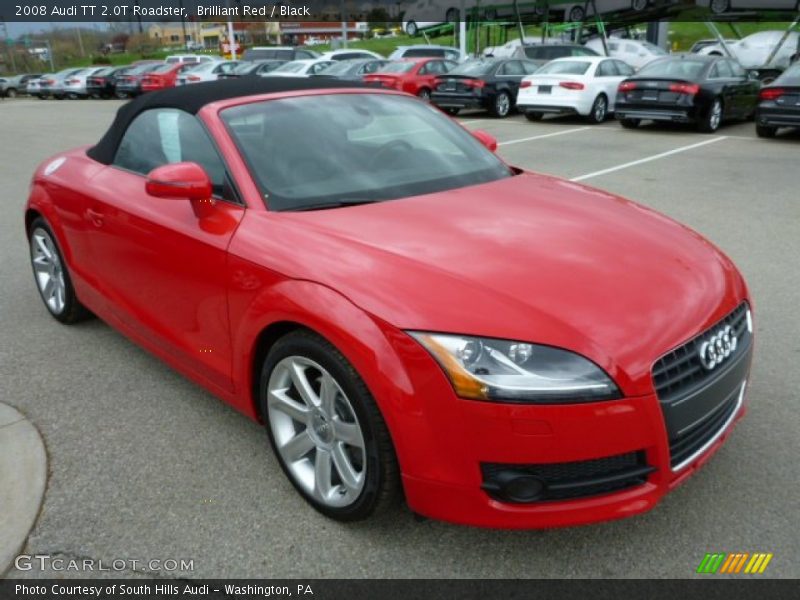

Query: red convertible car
[25,78,753,528]
[362,57,458,100]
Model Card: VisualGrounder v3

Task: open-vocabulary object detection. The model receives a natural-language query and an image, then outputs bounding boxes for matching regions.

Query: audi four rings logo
[698,325,738,370]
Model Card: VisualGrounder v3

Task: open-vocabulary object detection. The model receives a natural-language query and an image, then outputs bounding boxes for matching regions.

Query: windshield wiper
[291,198,381,212]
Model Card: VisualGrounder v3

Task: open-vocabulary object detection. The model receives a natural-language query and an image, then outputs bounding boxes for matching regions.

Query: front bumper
[387,329,750,529]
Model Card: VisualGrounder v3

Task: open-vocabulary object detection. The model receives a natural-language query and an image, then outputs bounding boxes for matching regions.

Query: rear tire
[632,0,647,10]
[6,88,17,98]
[417,87,431,101]
[259,330,400,522]
[756,124,777,138]
[586,94,608,124]
[620,118,640,129]
[525,112,543,121]
[490,90,511,118]
[568,7,585,22]
[405,21,418,37]
[698,97,723,133]
[28,218,92,324]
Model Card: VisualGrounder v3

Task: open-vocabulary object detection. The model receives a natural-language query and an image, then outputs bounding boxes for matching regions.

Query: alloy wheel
[593,96,607,122]
[418,88,431,101]
[267,356,367,508]
[495,92,510,117]
[710,0,730,14]
[30,227,66,315]
[709,99,722,131]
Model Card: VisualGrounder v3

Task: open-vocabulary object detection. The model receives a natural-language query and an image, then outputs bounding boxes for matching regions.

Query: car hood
[236,172,746,393]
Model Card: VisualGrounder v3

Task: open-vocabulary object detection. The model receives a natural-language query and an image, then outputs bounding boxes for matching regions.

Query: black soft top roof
[87,77,369,165]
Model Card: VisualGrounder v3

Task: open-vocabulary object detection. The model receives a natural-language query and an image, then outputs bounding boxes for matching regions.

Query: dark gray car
[309,59,390,80]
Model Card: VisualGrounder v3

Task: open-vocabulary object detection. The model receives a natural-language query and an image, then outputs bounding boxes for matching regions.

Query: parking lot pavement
[1,99,798,579]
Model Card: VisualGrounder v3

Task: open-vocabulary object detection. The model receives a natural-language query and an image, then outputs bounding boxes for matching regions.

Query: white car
[388,45,467,62]
[695,0,799,15]
[62,66,109,99]
[319,49,384,61]
[165,54,218,65]
[177,60,241,85]
[557,0,651,22]
[585,37,668,69]
[698,31,800,69]
[268,59,337,78]
[516,55,636,123]
[483,37,554,58]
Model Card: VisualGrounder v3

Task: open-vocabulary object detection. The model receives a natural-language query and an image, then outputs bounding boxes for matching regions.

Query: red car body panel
[25,88,752,528]
[363,58,443,96]
[141,63,188,92]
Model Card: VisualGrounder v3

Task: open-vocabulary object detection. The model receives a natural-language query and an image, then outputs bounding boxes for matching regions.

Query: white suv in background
[165,54,218,65]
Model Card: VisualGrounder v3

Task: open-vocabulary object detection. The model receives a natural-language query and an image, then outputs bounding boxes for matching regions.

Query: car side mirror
[472,129,498,153]
[145,162,212,201]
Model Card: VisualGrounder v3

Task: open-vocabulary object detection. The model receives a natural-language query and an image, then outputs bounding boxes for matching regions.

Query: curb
[0,403,47,576]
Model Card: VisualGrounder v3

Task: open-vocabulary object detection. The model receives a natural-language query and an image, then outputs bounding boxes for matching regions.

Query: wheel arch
[236,279,419,471]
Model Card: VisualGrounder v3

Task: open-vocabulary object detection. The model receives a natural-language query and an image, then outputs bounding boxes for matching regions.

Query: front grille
[481,451,653,503]
[653,303,749,403]
[668,385,741,469]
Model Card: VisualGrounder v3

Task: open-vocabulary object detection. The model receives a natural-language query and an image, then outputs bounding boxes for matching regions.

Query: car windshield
[222,94,511,211]
[536,60,591,75]
[152,64,176,74]
[448,61,496,76]
[637,59,707,79]
[376,62,416,73]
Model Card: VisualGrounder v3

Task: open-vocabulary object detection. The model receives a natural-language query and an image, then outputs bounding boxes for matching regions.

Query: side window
[500,61,525,76]
[728,60,746,78]
[418,62,432,75]
[711,61,733,78]
[113,109,232,200]
[521,60,539,74]
[596,60,617,77]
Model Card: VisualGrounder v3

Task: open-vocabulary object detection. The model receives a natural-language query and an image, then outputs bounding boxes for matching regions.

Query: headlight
[409,333,620,403]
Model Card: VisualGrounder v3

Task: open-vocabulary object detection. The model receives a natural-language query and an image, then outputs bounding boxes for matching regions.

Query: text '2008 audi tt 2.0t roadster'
[25,78,753,528]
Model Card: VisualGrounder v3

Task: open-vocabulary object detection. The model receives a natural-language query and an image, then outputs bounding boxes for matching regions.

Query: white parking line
[570,136,728,182]
[498,127,592,146]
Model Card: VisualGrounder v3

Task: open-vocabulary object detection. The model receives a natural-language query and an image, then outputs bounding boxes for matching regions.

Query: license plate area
[538,85,552,94]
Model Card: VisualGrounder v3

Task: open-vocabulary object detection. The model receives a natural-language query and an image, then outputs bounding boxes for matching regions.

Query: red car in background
[363,57,458,100]
[141,62,197,93]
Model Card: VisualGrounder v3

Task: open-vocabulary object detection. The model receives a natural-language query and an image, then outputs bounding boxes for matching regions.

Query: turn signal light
[618,81,637,92]
[668,83,700,95]
[759,88,785,101]
[559,81,585,90]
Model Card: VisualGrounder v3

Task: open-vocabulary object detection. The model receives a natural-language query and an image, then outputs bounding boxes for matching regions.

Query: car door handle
[86,208,104,227]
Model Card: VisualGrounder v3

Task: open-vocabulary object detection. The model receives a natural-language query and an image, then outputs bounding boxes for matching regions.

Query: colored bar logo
[697,553,773,574]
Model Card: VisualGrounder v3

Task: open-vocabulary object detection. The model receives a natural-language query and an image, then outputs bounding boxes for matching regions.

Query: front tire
[490,90,511,118]
[259,330,400,522]
[756,124,777,138]
[632,0,647,10]
[587,94,608,124]
[568,6,585,22]
[417,87,431,101]
[6,88,17,98]
[405,21,418,37]
[29,218,91,324]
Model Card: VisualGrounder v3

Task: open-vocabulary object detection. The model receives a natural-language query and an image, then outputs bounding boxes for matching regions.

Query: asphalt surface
[1,97,798,579]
